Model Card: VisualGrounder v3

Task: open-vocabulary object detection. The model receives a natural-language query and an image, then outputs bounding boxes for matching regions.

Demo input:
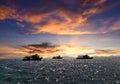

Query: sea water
[0,57,120,84]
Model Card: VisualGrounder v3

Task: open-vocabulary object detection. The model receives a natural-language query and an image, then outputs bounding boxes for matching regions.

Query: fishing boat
[52,55,63,59]
[76,55,93,59]
[23,54,43,61]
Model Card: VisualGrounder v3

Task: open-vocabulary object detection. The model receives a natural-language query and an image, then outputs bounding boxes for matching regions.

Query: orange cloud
[32,18,93,35]
[0,5,19,20]
[94,0,106,6]
[23,42,94,57]
[94,49,120,56]
[0,45,27,58]
[30,9,101,35]
[58,45,94,56]
[23,12,53,23]
[2,0,119,35]
[23,43,120,57]
[0,43,120,58]
[20,0,106,35]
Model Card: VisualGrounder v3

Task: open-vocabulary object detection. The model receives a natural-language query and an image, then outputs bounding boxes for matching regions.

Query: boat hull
[53,58,62,59]
[23,59,42,61]
[76,57,93,59]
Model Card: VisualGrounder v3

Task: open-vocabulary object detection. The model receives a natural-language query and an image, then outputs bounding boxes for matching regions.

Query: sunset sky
[0,0,120,58]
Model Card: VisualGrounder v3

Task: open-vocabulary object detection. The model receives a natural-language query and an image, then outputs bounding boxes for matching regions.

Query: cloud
[110,20,120,31]
[19,0,106,35]
[16,22,25,28]
[0,45,27,58]
[82,18,120,35]
[22,0,104,23]
[1,0,120,35]
[22,42,61,55]
[22,42,120,57]
[0,5,19,20]
[94,49,120,56]
[0,43,120,58]
[22,42,94,57]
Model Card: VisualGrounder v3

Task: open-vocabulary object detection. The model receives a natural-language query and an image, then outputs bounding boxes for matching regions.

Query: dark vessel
[23,54,43,61]
[52,55,63,59]
[76,55,93,59]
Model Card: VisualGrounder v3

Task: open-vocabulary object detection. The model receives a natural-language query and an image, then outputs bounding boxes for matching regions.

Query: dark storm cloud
[26,42,58,48]
[22,42,94,56]
[22,42,61,54]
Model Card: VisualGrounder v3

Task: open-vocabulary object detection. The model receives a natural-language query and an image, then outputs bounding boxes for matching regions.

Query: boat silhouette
[76,55,93,59]
[23,54,43,61]
[52,55,63,59]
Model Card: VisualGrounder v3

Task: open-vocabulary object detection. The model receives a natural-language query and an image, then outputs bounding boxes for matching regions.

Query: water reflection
[0,57,120,84]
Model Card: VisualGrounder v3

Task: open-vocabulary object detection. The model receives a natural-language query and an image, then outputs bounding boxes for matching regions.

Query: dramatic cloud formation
[0,0,111,35]
[23,42,94,57]
[21,0,106,35]
[0,42,120,58]
[22,42,120,57]
[22,0,105,23]
[0,0,120,58]
[1,0,120,35]
[22,42,61,56]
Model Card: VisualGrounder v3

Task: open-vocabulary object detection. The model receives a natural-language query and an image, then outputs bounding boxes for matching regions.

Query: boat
[23,54,43,61]
[76,55,93,59]
[52,55,63,59]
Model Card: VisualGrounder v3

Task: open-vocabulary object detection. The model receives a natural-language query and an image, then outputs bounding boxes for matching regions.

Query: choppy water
[0,57,120,84]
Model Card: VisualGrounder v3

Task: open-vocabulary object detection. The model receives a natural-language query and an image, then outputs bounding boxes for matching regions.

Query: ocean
[0,57,120,84]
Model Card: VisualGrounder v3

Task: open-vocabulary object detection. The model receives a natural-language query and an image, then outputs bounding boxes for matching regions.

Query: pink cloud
[0,5,19,20]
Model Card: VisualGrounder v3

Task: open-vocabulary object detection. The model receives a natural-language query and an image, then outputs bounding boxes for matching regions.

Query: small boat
[23,54,43,61]
[76,55,93,59]
[52,55,63,59]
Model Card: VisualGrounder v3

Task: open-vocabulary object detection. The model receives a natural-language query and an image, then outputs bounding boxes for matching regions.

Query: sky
[0,0,120,58]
